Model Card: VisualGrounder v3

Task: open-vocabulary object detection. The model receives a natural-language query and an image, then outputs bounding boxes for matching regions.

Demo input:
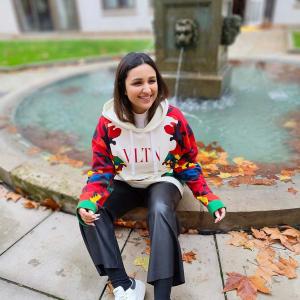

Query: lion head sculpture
[174,18,198,48]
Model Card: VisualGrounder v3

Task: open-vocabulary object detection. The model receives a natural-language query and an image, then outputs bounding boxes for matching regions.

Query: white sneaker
[113,278,145,300]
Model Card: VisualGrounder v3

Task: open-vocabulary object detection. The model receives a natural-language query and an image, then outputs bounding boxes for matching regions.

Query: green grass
[292,32,300,49]
[0,39,154,67]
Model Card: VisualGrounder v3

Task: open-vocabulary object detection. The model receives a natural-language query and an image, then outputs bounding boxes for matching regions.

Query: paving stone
[102,231,224,300]
[0,212,130,300]
[216,234,300,300]
[0,192,52,254]
[0,279,56,299]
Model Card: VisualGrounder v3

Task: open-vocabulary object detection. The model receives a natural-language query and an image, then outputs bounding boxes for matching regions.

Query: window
[102,0,135,9]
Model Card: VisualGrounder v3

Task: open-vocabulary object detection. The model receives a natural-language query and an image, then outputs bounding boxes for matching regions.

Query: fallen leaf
[223,272,244,292]
[281,227,300,239]
[251,228,267,240]
[23,199,39,209]
[40,198,61,211]
[287,187,298,195]
[276,256,298,279]
[138,229,149,237]
[223,272,258,300]
[144,246,151,255]
[248,275,271,294]
[237,277,257,300]
[228,231,254,250]
[207,176,224,187]
[27,147,41,155]
[134,256,149,271]
[5,125,17,133]
[279,175,292,182]
[107,280,114,294]
[182,250,197,263]
[283,120,297,129]
[218,172,232,179]
[114,219,137,228]
[5,192,22,202]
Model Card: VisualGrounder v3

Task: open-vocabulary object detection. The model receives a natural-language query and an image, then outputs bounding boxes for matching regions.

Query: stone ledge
[1,157,299,232]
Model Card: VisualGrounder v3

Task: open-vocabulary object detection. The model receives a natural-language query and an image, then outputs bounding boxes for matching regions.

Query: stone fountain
[153,0,241,99]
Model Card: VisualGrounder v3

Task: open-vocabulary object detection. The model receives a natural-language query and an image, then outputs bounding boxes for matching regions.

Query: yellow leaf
[219,172,232,179]
[134,256,149,271]
[279,175,291,182]
[233,157,245,165]
[283,120,297,129]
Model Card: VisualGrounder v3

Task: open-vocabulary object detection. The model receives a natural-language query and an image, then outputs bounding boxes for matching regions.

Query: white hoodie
[102,98,184,195]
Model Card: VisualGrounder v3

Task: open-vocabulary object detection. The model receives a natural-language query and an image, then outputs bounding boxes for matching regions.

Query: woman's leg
[79,180,146,289]
[146,182,185,295]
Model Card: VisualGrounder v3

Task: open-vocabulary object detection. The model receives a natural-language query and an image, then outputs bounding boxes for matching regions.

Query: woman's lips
[138,96,152,101]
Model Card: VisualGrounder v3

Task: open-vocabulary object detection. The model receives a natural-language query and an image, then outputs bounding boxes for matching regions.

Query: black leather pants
[79,180,185,286]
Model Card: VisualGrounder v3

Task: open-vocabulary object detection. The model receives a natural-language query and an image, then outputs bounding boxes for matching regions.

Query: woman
[77,52,226,300]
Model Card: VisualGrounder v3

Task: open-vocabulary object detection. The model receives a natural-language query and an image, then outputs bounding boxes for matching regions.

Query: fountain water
[174,47,184,103]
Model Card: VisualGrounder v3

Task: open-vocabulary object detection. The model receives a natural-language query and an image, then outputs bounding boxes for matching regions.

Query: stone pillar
[154,0,232,99]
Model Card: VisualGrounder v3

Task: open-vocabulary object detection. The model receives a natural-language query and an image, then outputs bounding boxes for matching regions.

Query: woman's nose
[142,85,151,93]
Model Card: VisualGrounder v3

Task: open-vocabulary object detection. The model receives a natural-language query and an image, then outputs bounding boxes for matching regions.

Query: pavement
[1,182,300,300]
[0,27,300,299]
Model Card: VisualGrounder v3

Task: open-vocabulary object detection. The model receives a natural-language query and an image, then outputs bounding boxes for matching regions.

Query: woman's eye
[149,80,157,84]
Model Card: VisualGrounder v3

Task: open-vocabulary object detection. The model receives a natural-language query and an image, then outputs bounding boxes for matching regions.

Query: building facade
[0,0,299,35]
[0,0,153,34]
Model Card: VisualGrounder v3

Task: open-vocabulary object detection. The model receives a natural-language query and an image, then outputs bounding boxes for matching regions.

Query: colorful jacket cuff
[207,200,226,217]
[76,200,97,226]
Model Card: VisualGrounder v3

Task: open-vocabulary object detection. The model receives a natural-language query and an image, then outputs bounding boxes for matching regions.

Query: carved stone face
[175,18,198,48]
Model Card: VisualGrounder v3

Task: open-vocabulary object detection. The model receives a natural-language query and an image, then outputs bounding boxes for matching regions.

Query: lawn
[292,31,300,49]
[0,39,153,67]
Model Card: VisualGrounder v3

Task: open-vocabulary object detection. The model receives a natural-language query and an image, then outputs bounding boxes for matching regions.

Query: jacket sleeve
[165,108,225,217]
[77,116,115,225]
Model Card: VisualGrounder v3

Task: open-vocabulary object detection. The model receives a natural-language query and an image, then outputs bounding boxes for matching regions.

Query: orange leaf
[182,250,197,263]
[114,218,137,228]
[255,266,277,284]
[23,199,39,209]
[251,228,267,240]
[27,147,41,155]
[40,198,61,211]
[262,227,282,240]
[223,272,244,292]
[5,192,22,202]
[248,275,271,294]
[223,273,258,300]
[144,246,151,255]
[237,277,257,300]
[276,256,298,279]
[282,227,300,238]
[228,231,254,250]
[138,229,149,237]
[287,187,298,195]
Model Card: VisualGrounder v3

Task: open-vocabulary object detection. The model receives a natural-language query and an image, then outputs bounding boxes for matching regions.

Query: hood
[102,98,169,132]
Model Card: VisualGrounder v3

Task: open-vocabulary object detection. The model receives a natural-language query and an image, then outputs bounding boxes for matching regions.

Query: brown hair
[113,52,169,124]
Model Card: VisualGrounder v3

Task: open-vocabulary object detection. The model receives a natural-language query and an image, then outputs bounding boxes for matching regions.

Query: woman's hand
[78,208,100,226]
[214,207,226,223]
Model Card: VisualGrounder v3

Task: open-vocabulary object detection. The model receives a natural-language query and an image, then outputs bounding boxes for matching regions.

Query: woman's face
[124,63,158,114]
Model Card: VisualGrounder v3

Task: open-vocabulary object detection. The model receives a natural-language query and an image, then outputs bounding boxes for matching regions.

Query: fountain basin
[0,59,299,231]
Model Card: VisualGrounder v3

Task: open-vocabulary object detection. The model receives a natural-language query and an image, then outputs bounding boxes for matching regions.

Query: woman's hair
[113,52,169,124]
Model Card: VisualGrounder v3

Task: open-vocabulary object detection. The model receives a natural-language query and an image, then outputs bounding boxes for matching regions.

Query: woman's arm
[77,116,115,225]
[165,107,225,218]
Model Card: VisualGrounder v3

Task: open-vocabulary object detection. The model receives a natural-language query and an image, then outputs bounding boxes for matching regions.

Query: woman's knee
[148,201,171,218]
